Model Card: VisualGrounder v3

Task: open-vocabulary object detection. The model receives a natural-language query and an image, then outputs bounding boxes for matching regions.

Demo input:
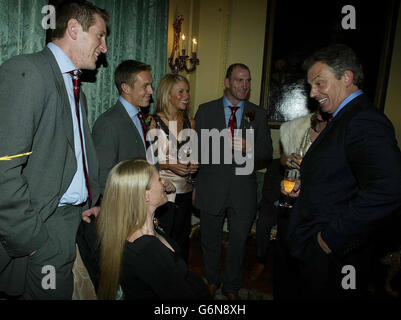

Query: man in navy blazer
[286,44,401,299]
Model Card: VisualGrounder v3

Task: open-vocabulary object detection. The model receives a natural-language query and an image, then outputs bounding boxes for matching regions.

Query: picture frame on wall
[260,0,400,128]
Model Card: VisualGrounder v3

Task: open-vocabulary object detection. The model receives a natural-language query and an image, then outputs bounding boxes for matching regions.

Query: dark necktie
[228,106,239,136]
[228,106,239,153]
[68,70,92,208]
[137,111,150,150]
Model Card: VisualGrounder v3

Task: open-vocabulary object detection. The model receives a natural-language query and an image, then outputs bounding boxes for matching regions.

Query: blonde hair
[97,158,154,300]
[155,73,190,116]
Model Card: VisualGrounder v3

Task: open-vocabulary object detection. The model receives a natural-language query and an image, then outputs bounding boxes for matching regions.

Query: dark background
[264,0,399,123]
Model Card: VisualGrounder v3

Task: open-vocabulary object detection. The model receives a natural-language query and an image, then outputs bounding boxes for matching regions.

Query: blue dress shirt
[119,96,147,147]
[332,89,363,118]
[223,96,244,127]
[48,43,89,206]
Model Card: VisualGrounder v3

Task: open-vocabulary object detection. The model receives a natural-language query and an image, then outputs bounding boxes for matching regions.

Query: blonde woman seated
[96,158,210,300]
[149,73,198,263]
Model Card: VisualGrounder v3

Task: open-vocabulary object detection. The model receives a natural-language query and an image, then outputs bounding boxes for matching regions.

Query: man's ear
[224,77,230,89]
[66,18,80,40]
[343,70,354,87]
[121,83,130,94]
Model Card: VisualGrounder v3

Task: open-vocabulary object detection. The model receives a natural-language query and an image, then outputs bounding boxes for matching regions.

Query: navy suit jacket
[288,93,401,258]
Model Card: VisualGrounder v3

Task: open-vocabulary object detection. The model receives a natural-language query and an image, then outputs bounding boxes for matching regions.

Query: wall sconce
[168,15,199,74]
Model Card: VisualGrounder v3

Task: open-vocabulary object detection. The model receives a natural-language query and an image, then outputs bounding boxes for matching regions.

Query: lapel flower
[154,217,164,233]
[143,113,152,127]
[244,111,255,125]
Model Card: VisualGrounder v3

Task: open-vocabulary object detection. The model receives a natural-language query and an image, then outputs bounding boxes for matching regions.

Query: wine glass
[278,169,300,208]
[183,145,196,185]
[297,147,307,165]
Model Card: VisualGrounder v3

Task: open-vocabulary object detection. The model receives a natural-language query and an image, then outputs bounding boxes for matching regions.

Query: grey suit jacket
[0,48,100,295]
[92,100,147,193]
[194,98,273,214]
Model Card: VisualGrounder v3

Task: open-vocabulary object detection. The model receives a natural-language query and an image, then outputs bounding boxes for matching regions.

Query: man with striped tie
[0,1,108,299]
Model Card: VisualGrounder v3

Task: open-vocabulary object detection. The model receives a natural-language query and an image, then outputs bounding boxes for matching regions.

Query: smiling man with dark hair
[286,44,401,299]
[0,0,109,299]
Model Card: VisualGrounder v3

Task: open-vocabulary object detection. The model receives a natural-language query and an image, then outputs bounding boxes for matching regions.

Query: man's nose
[100,38,107,54]
[310,86,317,98]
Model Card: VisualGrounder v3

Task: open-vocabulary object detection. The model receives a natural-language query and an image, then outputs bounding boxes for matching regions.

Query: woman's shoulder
[280,114,311,134]
[280,114,312,154]
[124,233,176,265]
[125,235,159,252]
[151,112,169,131]
[152,112,163,120]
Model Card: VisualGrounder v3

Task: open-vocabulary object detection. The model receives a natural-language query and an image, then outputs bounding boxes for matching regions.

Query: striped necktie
[68,70,92,207]
[228,106,239,153]
[137,111,150,150]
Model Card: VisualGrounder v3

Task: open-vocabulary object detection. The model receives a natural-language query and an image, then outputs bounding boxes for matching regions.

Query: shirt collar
[119,96,140,119]
[47,42,78,74]
[223,95,245,109]
[332,89,363,117]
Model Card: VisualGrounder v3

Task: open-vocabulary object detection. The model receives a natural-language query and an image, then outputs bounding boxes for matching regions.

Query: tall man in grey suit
[92,60,154,193]
[194,63,273,299]
[0,1,108,299]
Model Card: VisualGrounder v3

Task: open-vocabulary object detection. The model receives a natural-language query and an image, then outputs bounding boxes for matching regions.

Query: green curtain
[0,0,168,127]
[0,0,48,64]
[83,0,169,127]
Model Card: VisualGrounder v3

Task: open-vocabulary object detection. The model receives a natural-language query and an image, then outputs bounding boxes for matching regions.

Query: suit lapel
[80,93,99,182]
[305,95,364,158]
[116,101,145,149]
[216,98,227,130]
[240,103,251,129]
[43,48,75,151]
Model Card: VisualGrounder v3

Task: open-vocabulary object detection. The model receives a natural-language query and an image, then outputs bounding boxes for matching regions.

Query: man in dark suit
[286,44,401,299]
[92,60,154,193]
[0,1,108,299]
[194,63,273,299]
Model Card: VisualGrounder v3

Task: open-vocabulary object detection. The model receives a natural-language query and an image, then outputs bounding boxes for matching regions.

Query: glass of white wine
[278,169,300,208]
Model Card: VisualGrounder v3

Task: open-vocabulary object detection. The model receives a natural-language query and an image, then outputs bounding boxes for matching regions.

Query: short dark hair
[303,44,364,88]
[52,0,109,40]
[114,60,152,95]
[225,63,250,80]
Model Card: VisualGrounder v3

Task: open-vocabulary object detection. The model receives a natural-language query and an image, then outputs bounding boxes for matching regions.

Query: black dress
[120,228,210,300]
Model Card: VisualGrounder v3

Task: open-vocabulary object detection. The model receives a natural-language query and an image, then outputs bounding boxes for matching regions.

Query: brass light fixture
[168,15,199,74]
